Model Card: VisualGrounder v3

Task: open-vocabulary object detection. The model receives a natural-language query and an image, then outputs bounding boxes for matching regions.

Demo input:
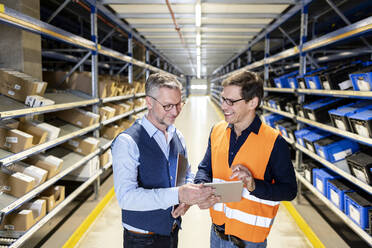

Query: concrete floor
[76,96,312,248]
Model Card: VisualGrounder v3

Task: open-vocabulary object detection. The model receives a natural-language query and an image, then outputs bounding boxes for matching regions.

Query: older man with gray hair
[112,73,215,248]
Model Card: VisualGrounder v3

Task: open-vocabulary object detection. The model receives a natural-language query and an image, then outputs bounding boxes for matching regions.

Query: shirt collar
[227,114,261,135]
[141,115,176,138]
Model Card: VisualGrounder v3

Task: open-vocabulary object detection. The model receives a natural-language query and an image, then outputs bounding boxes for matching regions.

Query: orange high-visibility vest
[210,120,280,243]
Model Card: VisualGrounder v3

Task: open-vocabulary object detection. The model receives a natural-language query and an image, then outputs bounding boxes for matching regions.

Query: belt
[213,224,245,248]
[127,223,178,236]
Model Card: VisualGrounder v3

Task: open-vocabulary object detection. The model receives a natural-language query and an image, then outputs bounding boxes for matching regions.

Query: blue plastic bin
[314,136,360,163]
[294,127,316,147]
[328,101,372,131]
[302,130,331,153]
[344,191,372,229]
[327,179,354,212]
[349,71,372,91]
[313,168,340,197]
[263,114,285,128]
[348,109,372,138]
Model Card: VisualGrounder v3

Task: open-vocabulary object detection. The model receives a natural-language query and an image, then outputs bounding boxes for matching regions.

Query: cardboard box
[0,69,47,102]
[26,120,61,141]
[117,118,135,130]
[67,72,107,98]
[40,186,65,212]
[0,127,33,153]
[11,163,48,186]
[25,154,63,179]
[133,82,145,93]
[0,171,36,198]
[99,106,116,122]
[101,125,123,140]
[105,103,126,116]
[0,199,47,231]
[62,136,100,156]
[55,108,99,128]
[0,119,20,129]
[42,71,70,89]
[25,95,55,107]
[134,98,146,108]
[99,149,112,168]
[70,156,99,177]
[18,121,48,146]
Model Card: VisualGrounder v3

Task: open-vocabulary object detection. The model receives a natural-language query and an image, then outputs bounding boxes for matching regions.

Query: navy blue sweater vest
[119,122,185,235]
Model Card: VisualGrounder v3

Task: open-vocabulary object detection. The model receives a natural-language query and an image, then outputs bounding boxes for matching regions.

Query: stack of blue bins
[303,98,345,123]
[302,129,331,153]
[328,101,372,132]
[293,67,327,89]
[294,126,316,147]
[274,71,298,88]
[263,114,285,128]
[314,135,359,163]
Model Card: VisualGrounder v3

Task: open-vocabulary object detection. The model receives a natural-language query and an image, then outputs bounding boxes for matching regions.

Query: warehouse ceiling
[101,0,294,78]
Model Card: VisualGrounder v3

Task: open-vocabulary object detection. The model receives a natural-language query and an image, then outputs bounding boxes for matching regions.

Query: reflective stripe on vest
[209,120,279,243]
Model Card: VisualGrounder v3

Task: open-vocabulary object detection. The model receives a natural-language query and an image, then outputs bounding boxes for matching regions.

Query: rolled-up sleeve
[112,133,179,211]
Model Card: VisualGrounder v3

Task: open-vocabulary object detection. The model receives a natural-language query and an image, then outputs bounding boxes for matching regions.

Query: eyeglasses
[148,95,183,111]
[220,96,245,106]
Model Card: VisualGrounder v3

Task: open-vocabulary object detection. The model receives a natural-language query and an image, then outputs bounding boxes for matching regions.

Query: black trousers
[123,228,179,248]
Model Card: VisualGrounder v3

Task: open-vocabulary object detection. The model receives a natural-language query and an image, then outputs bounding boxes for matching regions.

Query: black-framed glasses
[220,96,245,106]
[148,95,183,111]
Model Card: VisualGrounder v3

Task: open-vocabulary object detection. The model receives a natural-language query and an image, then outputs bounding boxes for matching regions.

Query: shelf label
[352,168,367,183]
[316,178,324,194]
[5,137,18,143]
[305,170,311,182]
[349,204,360,225]
[335,119,346,131]
[323,81,330,90]
[333,148,352,161]
[318,149,325,159]
[308,113,315,121]
[330,189,340,207]
[357,79,371,91]
[354,124,369,138]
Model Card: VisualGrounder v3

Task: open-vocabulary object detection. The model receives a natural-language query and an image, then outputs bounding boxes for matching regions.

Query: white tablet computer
[204,181,244,203]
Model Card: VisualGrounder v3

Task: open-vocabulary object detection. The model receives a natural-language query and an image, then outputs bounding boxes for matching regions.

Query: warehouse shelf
[295,144,372,194]
[0,5,174,76]
[101,161,112,171]
[134,93,146,98]
[296,116,372,146]
[2,170,102,247]
[281,135,295,145]
[0,91,98,120]
[262,106,295,119]
[297,89,372,98]
[101,94,134,103]
[0,123,100,166]
[0,147,101,217]
[134,106,147,114]
[101,110,134,126]
[264,87,296,93]
[296,171,372,244]
[213,16,372,81]
[99,137,113,151]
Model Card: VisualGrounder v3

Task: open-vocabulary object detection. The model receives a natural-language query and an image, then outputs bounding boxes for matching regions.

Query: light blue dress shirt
[112,115,193,233]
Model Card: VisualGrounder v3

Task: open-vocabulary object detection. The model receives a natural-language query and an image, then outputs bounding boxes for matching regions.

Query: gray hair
[145,73,182,97]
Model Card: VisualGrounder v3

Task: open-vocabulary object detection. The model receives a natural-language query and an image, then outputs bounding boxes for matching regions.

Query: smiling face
[146,87,182,132]
[221,85,258,133]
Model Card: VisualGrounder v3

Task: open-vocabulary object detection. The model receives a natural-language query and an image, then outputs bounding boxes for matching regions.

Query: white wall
[190,78,208,95]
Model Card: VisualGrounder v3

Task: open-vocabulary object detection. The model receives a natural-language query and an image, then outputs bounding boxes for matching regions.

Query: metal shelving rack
[0,1,179,246]
[209,2,372,244]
